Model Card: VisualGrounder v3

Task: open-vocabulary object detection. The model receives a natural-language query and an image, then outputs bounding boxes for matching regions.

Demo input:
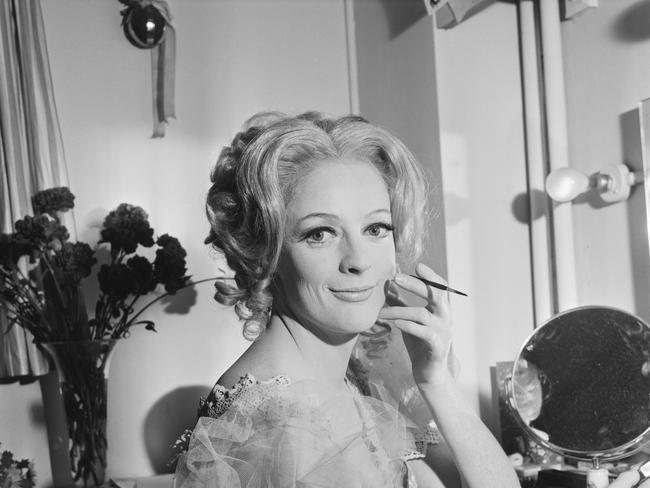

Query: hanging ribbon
[149,0,175,138]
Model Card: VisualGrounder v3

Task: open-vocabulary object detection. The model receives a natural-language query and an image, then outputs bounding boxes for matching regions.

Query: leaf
[132,320,158,333]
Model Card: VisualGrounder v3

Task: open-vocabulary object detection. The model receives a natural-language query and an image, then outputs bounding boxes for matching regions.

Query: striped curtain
[0,0,73,383]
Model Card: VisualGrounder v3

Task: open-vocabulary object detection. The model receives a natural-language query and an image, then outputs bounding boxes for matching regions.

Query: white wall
[1,0,351,484]
[561,1,650,319]
[353,0,447,276]
[434,0,650,436]
[434,2,535,432]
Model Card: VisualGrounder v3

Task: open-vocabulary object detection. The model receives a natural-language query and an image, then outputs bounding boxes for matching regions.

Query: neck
[263,312,358,388]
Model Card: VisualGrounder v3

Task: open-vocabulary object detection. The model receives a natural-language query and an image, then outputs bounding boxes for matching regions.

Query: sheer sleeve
[351,324,443,457]
[174,377,418,488]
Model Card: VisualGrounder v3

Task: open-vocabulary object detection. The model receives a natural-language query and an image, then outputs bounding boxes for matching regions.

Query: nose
[339,236,371,275]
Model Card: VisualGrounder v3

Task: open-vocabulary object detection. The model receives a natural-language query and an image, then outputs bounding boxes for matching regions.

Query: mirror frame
[505,305,650,462]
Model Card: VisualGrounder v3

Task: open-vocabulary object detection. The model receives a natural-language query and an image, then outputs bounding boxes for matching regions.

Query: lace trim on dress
[402,450,425,462]
[176,376,418,488]
[196,373,430,465]
[198,373,291,419]
[414,423,443,454]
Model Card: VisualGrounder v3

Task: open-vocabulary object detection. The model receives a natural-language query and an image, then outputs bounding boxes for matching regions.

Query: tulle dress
[174,327,441,488]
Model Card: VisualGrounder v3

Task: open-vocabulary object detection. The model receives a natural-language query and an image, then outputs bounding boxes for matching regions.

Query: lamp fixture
[119,0,167,49]
[545,164,645,203]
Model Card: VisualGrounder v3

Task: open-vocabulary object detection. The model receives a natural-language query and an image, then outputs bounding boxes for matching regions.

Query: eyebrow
[295,209,391,224]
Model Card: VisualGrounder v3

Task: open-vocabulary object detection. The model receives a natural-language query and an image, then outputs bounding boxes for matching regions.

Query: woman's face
[276,158,396,339]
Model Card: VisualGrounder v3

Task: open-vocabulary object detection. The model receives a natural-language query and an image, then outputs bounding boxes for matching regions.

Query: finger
[386,287,405,302]
[428,286,450,319]
[414,264,452,302]
[380,307,452,342]
[385,282,408,306]
[379,306,437,325]
[393,319,431,342]
[392,274,451,322]
[608,469,640,488]
[412,264,453,316]
[394,319,451,356]
[395,264,451,299]
[393,273,430,299]
[380,306,451,339]
[392,317,451,345]
[415,262,448,286]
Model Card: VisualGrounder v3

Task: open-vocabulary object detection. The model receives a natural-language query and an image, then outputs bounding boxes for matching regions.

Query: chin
[329,305,384,334]
[292,293,386,338]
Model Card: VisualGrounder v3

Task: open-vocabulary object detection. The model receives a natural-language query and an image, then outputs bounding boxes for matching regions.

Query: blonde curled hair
[205,111,429,340]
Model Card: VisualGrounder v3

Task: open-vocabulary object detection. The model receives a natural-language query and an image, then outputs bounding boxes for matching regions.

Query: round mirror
[507,305,650,462]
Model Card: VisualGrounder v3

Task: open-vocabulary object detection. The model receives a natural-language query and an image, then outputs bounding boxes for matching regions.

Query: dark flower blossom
[127,255,156,294]
[99,204,154,257]
[62,242,97,283]
[14,215,47,243]
[97,263,135,300]
[0,450,11,469]
[0,234,34,267]
[0,189,208,487]
[154,234,189,293]
[45,222,69,244]
[2,189,202,346]
[0,445,36,488]
[13,215,69,249]
[31,187,75,216]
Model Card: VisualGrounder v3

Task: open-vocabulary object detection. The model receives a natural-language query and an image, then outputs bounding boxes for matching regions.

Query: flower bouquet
[0,187,208,486]
[0,445,35,488]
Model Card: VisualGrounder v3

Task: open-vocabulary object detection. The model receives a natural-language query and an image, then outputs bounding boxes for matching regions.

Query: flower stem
[122,278,215,333]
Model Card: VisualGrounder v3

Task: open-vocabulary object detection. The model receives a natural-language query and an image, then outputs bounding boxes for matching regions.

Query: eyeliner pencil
[409,275,468,297]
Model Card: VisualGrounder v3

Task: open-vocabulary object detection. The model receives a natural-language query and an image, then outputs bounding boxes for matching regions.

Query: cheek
[277,248,333,299]
[372,240,397,276]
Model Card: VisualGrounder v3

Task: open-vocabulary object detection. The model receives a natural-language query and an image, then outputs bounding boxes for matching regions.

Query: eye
[304,226,335,245]
[366,222,394,238]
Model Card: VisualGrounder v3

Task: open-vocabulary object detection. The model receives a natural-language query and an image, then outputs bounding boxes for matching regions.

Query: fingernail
[393,274,405,284]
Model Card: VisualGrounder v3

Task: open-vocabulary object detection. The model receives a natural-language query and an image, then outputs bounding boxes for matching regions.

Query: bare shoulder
[218,318,307,389]
[217,354,259,389]
[217,338,281,389]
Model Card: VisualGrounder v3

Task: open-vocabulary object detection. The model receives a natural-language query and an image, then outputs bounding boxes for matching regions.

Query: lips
[329,285,374,302]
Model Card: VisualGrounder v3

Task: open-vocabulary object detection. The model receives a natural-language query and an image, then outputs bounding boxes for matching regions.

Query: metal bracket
[562,0,598,21]
[423,0,494,29]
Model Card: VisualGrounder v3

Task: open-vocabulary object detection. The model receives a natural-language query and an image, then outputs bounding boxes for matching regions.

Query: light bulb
[545,167,590,203]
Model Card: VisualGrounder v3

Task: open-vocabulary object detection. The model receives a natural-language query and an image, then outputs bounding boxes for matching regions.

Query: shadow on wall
[377,0,428,39]
[160,285,199,315]
[619,108,650,322]
[612,0,650,42]
[143,385,211,474]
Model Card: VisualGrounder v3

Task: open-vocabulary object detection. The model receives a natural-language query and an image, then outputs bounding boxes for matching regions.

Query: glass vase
[41,340,118,487]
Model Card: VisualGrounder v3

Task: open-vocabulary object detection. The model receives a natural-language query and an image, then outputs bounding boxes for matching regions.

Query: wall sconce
[117,0,175,137]
[119,0,168,49]
[545,164,645,203]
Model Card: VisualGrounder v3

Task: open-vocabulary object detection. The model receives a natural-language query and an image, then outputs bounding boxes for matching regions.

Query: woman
[175,112,519,487]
